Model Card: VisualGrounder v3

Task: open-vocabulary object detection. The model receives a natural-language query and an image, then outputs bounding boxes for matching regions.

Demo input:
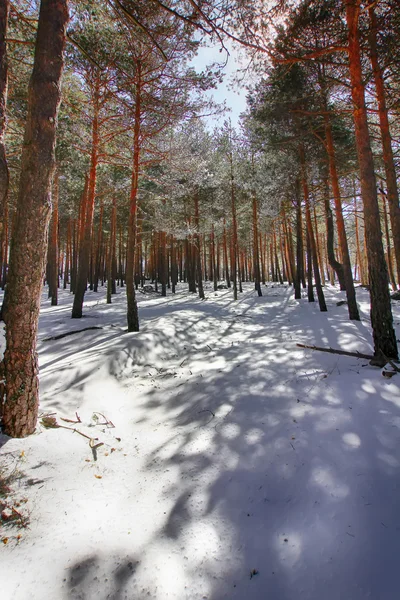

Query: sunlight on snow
[361,381,376,395]
[245,428,264,445]
[219,422,241,440]
[310,466,349,499]
[380,384,400,408]
[275,531,303,568]
[342,432,361,449]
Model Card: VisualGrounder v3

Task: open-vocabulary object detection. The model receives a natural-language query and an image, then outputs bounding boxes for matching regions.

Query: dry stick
[60,412,81,424]
[92,412,115,428]
[382,353,400,373]
[296,343,374,361]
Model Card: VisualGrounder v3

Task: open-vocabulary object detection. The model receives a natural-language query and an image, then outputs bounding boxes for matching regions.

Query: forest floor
[1,282,400,600]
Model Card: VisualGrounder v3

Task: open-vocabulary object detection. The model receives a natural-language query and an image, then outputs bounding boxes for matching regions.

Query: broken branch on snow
[296,343,374,361]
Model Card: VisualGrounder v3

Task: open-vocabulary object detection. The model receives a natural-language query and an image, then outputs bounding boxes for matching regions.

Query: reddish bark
[0,0,9,295]
[107,197,116,304]
[125,62,141,331]
[47,171,59,305]
[300,146,327,311]
[344,0,397,358]
[369,5,400,288]
[72,74,100,318]
[324,114,359,319]
[1,0,68,437]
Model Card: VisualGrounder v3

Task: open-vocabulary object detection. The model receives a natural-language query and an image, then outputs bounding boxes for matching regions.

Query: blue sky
[191,41,248,127]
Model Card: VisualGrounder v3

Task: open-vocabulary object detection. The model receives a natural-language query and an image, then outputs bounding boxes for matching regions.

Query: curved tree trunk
[324,115,359,319]
[1,0,68,437]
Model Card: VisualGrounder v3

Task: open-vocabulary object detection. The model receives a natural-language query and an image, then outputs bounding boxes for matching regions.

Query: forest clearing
[1,0,400,599]
[1,282,399,600]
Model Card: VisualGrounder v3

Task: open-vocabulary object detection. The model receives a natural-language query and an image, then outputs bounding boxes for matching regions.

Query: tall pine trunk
[1,0,68,437]
[344,0,397,358]
[300,146,327,312]
[72,75,100,318]
[126,62,141,332]
[0,0,9,300]
[324,113,359,319]
[368,5,400,288]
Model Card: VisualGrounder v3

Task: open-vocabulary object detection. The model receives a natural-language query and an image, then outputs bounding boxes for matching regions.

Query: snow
[1,283,400,600]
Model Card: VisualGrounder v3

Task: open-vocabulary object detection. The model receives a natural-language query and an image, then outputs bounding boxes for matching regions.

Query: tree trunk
[107,197,116,304]
[211,226,217,291]
[1,0,68,437]
[126,63,141,332]
[381,189,397,291]
[159,230,167,296]
[223,220,230,288]
[300,146,327,311]
[230,159,238,300]
[93,199,103,292]
[72,75,100,318]
[294,181,303,298]
[48,170,58,305]
[324,114,359,319]
[252,193,262,296]
[368,5,400,287]
[194,193,204,300]
[0,0,9,299]
[344,0,397,358]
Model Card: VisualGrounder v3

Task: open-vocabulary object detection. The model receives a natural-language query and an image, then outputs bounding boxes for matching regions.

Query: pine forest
[1,2,400,599]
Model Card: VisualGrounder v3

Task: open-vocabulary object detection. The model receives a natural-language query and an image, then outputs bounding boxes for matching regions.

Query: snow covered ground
[1,282,400,600]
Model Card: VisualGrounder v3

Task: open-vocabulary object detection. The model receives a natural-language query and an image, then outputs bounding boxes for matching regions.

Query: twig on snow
[60,412,82,424]
[92,412,115,428]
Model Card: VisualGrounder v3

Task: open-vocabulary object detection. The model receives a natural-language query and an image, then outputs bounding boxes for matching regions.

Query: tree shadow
[66,554,139,600]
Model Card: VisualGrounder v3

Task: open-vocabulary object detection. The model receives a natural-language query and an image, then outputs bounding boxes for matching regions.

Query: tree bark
[368,5,400,288]
[1,0,68,437]
[0,0,9,298]
[47,170,58,305]
[324,114,359,319]
[344,0,397,358]
[194,192,204,300]
[72,73,100,318]
[230,156,238,300]
[381,188,396,291]
[107,198,116,304]
[300,146,327,311]
[125,61,141,332]
[294,186,303,299]
[93,199,103,292]
[252,193,262,296]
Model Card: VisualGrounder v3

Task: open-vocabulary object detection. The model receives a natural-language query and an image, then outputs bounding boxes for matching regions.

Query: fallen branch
[296,343,374,361]
[382,353,400,373]
[92,412,115,428]
[40,416,99,444]
[60,412,81,424]
[43,326,103,341]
